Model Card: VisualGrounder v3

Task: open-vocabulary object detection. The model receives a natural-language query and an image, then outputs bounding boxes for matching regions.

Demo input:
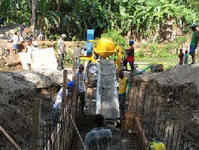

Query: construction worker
[146,141,166,150]
[76,64,86,115]
[126,40,135,71]
[189,24,199,64]
[85,114,112,150]
[118,71,128,117]
[52,81,75,122]
[57,34,66,70]
[12,32,19,53]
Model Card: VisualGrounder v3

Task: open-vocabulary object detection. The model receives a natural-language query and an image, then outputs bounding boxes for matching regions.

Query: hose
[126,65,153,99]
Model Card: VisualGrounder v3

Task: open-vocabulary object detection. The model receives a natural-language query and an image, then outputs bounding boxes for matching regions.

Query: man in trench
[85,114,112,150]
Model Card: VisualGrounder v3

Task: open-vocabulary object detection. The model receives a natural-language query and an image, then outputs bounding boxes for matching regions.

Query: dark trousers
[129,61,134,71]
[79,92,85,114]
[123,60,134,71]
[118,93,126,116]
[58,54,64,69]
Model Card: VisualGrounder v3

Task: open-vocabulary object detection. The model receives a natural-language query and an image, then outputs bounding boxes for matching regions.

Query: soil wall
[0,71,63,149]
[127,65,199,150]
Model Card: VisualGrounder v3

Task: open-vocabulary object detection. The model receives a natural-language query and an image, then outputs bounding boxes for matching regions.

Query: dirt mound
[0,71,63,148]
[137,64,199,93]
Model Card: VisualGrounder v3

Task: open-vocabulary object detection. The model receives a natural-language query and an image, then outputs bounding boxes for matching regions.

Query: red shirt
[127,46,134,62]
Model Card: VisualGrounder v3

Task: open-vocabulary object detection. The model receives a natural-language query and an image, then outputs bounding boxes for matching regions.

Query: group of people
[11,24,43,53]
[53,64,86,116]
[11,24,25,53]
[57,33,83,70]
[178,24,199,65]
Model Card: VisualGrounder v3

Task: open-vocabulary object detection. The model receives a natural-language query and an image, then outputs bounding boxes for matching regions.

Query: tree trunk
[57,0,62,32]
[27,0,31,10]
[31,0,38,32]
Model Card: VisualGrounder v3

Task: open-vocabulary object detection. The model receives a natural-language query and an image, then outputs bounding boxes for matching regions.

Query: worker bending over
[52,81,75,122]
[85,114,112,150]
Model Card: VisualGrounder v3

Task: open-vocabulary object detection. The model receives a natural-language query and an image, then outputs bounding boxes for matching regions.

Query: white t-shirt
[26,46,33,63]
[53,87,69,109]
[57,38,65,54]
[12,35,18,44]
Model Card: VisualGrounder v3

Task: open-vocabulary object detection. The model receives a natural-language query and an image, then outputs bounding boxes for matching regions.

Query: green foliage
[48,33,59,41]
[136,49,145,57]
[101,30,128,48]
[0,0,199,40]
[64,50,74,65]
[135,35,188,60]
[108,54,117,61]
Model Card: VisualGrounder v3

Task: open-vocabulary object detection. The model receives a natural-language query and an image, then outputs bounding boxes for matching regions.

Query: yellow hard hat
[95,38,116,57]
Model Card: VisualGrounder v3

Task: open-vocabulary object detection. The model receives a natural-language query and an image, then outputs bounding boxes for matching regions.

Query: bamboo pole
[0,125,21,150]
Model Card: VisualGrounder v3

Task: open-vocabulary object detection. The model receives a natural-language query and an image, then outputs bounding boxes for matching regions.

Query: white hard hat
[33,41,38,46]
[61,34,66,38]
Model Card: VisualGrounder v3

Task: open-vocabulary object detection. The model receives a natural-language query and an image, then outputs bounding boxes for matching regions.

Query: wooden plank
[62,69,67,110]
[0,125,21,150]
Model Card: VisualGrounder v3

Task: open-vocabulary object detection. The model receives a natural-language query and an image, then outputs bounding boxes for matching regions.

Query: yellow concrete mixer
[80,37,123,72]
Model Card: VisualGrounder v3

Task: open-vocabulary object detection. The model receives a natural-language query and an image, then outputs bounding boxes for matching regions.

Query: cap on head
[129,41,134,45]
[61,34,66,38]
[67,81,74,88]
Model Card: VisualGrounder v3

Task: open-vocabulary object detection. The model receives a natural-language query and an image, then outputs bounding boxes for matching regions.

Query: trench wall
[127,75,199,150]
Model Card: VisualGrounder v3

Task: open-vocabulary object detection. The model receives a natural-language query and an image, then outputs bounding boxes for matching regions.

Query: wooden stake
[62,70,67,110]
[33,99,41,150]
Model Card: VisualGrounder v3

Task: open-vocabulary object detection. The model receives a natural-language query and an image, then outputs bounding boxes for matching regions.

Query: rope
[69,113,86,149]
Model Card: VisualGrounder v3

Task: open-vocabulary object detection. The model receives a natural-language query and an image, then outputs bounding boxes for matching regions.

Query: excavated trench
[1,64,199,150]
[72,64,199,150]
[126,64,199,150]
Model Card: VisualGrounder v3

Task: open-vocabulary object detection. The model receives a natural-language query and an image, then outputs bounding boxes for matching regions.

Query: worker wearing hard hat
[57,34,66,70]
[52,81,75,123]
[146,141,166,150]
[53,80,75,109]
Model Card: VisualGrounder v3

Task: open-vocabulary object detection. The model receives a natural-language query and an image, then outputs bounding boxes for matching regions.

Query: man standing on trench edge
[57,34,66,70]
[189,24,199,64]
[126,40,135,71]
[76,64,86,115]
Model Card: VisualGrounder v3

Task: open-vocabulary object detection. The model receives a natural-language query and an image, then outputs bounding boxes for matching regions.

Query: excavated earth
[0,71,63,148]
[130,64,199,149]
